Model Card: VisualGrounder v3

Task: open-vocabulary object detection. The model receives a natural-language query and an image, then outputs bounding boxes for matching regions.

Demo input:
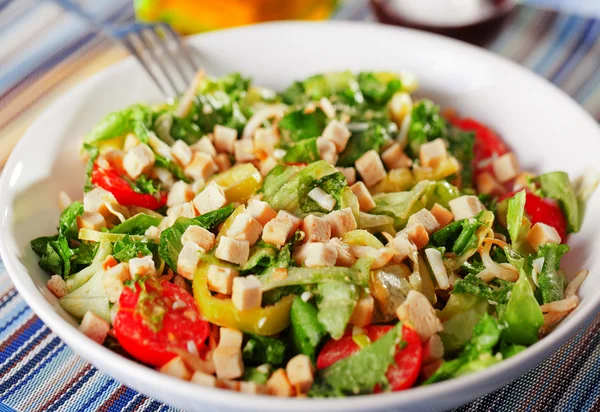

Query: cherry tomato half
[450,117,509,165]
[91,162,167,210]
[500,191,567,240]
[114,280,210,367]
[316,325,423,391]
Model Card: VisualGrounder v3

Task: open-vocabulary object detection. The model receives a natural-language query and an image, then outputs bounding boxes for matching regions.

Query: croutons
[293,242,337,268]
[160,356,193,380]
[316,137,338,165]
[79,311,110,344]
[212,346,244,380]
[191,136,217,158]
[219,327,243,348]
[336,167,356,185]
[254,128,279,155]
[191,371,217,387]
[403,224,429,249]
[181,225,216,252]
[267,368,294,397]
[430,203,453,228]
[76,211,107,231]
[381,143,412,170]
[246,199,277,226]
[167,181,194,207]
[419,138,447,168]
[476,172,506,196]
[234,139,256,163]
[177,241,203,280]
[47,275,68,298]
[407,209,440,235]
[448,195,486,221]
[207,265,239,295]
[103,262,131,303]
[193,182,227,215]
[302,215,331,243]
[185,152,218,181]
[350,182,376,212]
[308,187,336,211]
[355,150,386,187]
[422,334,444,364]
[215,236,250,266]
[526,222,561,251]
[129,255,156,277]
[232,275,262,311]
[322,120,351,152]
[349,294,374,327]
[492,152,519,183]
[324,208,357,238]
[226,213,263,245]
[171,140,193,167]
[123,144,155,180]
[285,355,315,393]
[214,125,238,154]
[397,290,443,342]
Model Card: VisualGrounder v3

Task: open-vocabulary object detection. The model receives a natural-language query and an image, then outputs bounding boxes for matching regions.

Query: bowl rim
[1,20,599,411]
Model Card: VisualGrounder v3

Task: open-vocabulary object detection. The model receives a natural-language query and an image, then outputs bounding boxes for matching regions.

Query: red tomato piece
[316,325,423,392]
[91,163,167,210]
[114,280,210,367]
[500,191,567,240]
[451,117,509,163]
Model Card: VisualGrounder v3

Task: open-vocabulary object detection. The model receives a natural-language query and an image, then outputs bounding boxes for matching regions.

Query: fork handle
[53,0,109,32]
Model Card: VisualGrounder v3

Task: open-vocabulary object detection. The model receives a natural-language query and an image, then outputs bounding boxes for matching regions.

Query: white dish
[1,21,599,411]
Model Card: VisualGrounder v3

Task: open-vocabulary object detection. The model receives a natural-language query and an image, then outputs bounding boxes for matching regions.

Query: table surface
[1,1,600,411]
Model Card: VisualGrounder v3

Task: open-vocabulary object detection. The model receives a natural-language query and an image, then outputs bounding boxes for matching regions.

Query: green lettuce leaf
[500,271,544,345]
[539,171,580,233]
[282,138,320,164]
[242,335,286,366]
[110,213,162,235]
[279,108,327,142]
[337,123,389,167]
[85,104,153,144]
[113,236,154,262]
[506,190,526,244]
[534,243,569,304]
[316,281,357,340]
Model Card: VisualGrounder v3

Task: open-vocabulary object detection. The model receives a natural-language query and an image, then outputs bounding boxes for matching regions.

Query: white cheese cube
[448,195,486,221]
[152,167,174,190]
[159,356,193,380]
[123,143,155,180]
[103,262,131,303]
[381,143,412,170]
[167,181,194,207]
[177,241,203,280]
[76,211,106,231]
[47,275,68,298]
[396,290,443,342]
[430,203,453,228]
[293,242,337,268]
[316,137,338,165]
[191,136,217,158]
[302,215,331,243]
[185,152,218,181]
[319,97,336,119]
[214,125,237,154]
[232,275,262,311]
[226,213,263,245]
[181,225,216,252]
[215,153,232,172]
[129,255,156,278]
[246,199,277,226]
[322,120,351,152]
[308,187,336,211]
[285,354,315,393]
[526,222,561,251]
[336,167,356,185]
[79,311,110,344]
[492,152,520,183]
[218,327,243,349]
[324,207,357,238]
[234,139,256,163]
[191,371,217,387]
[207,265,238,295]
[171,140,193,167]
[144,225,160,242]
[407,209,440,235]
[191,179,205,194]
[355,150,386,187]
[267,368,294,397]
[215,236,250,266]
[192,182,227,215]
[419,138,447,168]
[167,201,197,219]
[254,128,279,155]
[350,182,376,212]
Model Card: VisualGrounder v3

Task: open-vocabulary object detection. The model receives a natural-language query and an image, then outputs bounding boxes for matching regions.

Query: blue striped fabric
[1,1,600,411]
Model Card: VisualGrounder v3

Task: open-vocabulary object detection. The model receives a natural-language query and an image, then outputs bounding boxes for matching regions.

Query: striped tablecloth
[1,1,600,411]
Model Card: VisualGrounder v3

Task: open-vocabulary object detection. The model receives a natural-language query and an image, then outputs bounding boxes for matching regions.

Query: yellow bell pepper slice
[210,163,262,203]
[193,264,294,335]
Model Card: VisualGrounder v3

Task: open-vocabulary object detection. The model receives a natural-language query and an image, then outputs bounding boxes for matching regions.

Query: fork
[55,0,199,100]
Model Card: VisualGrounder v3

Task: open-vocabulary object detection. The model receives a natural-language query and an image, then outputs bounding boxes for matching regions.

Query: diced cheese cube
[185,152,218,181]
[212,346,244,380]
[302,215,331,243]
[246,199,277,226]
[83,187,117,219]
[349,294,374,327]
[396,290,443,342]
[240,381,268,395]
[191,136,217,158]
[259,156,278,177]
[47,274,68,298]
[160,356,193,380]
[293,242,337,268]
[191,371,217,387]
[422,334,444,364]
[167,201,197,219]
[430,203,453,228]
[355,150,386,187]
[171,140,193,167]
[215,153,232,172]
[254,128,279,155]
[419,138,447,168]
[103,262,131,303]
[407,209,440,235]
[322,120,351,152]
[214,125,238,154]
[76,211,106,231]
[336,167,356,185]
[267,368,294,397]
[403,224,429,249]
[123,133,140,151]
[324,208,357,238]
[262,219,294,247]
[285,354,315,393]
[177,241,203,280]
[319,97,336,119]
[79,311,110,344]
[218,327,243,349]
[277,210,302,233]
[207,265,239,295]
[152,167,174,189]
[476,172,506,196]
[316,137,338,165]
[448,195,486,221]
[231,275,262,311]
[492,152,519,183]
[350,182,376,212]
[227,213,263,245]
[234,139,256,163]
[58,191,73,211]
[193,182,227,215]
[123,143,155,180]
[167,181,194,207]
[215,236,250,266]
[308,187,336,211]
[526,222,561,251]
[144,225,160,241]
[181,225,216,252]
[328,238,357,267]
[129,255,156,277]
[381,143,412,170]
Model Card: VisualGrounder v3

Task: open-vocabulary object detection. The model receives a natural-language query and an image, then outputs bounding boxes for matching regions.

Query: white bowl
[1,21,599,411]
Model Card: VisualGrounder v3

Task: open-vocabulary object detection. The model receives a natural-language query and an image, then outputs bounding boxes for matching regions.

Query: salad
[32,70,598,397]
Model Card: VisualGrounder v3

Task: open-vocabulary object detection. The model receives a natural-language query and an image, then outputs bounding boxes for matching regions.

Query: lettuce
[260,164,302,202]
[85,104,153,144]
[298,171,347,214]
[113,236,154,262]
[500,272,544,345]
[282,138,320,163]
[357,72,402,104]
[439,294,489,354]
[337,123,389,167]
[538,171,581,233]
[506,190,526,244]
[534,243,569,304]
[279,108,327,142]
[66,241,112,292]
[59,268,111,322]
[242,335,286,366]
[406,100,447,157]
[316,282,358,340]
[110,213,162,235]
